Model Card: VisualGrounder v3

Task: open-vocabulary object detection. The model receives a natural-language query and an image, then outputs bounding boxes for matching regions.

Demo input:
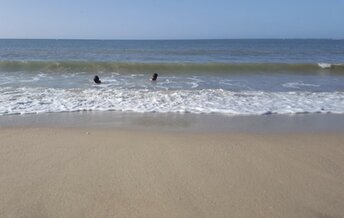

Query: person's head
[93,75,101,84]
[151,73,158,81]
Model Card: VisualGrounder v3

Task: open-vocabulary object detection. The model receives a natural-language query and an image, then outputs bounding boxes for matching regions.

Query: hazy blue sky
[0,0,343,39]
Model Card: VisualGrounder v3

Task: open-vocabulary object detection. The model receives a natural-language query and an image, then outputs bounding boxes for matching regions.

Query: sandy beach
[1,126,344,217]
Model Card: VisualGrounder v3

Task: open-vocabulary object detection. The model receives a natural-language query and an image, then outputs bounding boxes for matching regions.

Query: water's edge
[1,111,344,133]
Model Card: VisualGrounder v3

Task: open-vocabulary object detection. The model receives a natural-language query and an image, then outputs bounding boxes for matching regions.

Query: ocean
[0,39,344,115]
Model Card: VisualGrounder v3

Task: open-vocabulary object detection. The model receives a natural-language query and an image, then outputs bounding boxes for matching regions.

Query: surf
[1,87,344,116]
[1,61,344,74]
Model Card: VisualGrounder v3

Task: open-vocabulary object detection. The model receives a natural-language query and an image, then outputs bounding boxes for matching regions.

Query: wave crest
[1,61,344,74]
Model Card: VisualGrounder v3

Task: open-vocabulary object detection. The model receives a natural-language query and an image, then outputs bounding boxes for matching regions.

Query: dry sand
[0,128,344,218]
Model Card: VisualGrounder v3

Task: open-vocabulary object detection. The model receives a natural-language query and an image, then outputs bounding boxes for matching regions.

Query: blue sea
[0,39,344,115]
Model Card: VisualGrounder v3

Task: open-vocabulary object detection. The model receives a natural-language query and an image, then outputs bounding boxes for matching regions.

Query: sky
[0,0,343,39]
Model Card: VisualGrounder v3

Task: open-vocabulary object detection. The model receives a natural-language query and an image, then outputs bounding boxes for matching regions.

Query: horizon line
[0,37,343,41]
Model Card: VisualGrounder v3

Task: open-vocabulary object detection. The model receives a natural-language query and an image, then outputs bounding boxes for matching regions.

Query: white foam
[1,87,344,116]
[318,63,332,69]
[282,82,320,89]
[219,80,253,90]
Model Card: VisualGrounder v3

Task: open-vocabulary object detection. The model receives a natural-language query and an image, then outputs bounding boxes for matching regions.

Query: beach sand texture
[1,128,344,218]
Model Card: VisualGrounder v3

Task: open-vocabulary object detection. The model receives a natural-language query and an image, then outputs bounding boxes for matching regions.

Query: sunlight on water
[1,39,344,115]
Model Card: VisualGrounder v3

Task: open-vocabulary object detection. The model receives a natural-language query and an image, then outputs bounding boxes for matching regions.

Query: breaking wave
[1,61,344,74]
[1,87,344,115]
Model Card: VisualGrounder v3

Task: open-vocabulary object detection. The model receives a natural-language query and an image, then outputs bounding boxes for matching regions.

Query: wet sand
[1,126,344,217]
[2,112,344,133]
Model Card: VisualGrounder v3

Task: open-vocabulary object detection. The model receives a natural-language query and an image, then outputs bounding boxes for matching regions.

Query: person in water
[93,75,101,84]
[151,73,158,81]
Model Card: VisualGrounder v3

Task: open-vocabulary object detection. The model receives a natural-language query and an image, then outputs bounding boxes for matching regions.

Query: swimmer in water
[93,75,101,84]
[151,73,158,81]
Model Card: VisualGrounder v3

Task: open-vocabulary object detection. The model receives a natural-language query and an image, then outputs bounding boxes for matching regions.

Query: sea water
[0,39,344,115]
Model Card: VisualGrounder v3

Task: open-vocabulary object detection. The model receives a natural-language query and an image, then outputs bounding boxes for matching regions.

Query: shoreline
[1,112,344,217]
[1,111,344,133]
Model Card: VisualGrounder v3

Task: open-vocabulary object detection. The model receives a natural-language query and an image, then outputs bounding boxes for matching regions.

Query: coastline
[1,111,344,133]
[1,112,344,217]
[1,37,344,217]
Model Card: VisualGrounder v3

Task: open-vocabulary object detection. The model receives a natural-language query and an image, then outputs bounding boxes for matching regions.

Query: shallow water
[1,39,344,115]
